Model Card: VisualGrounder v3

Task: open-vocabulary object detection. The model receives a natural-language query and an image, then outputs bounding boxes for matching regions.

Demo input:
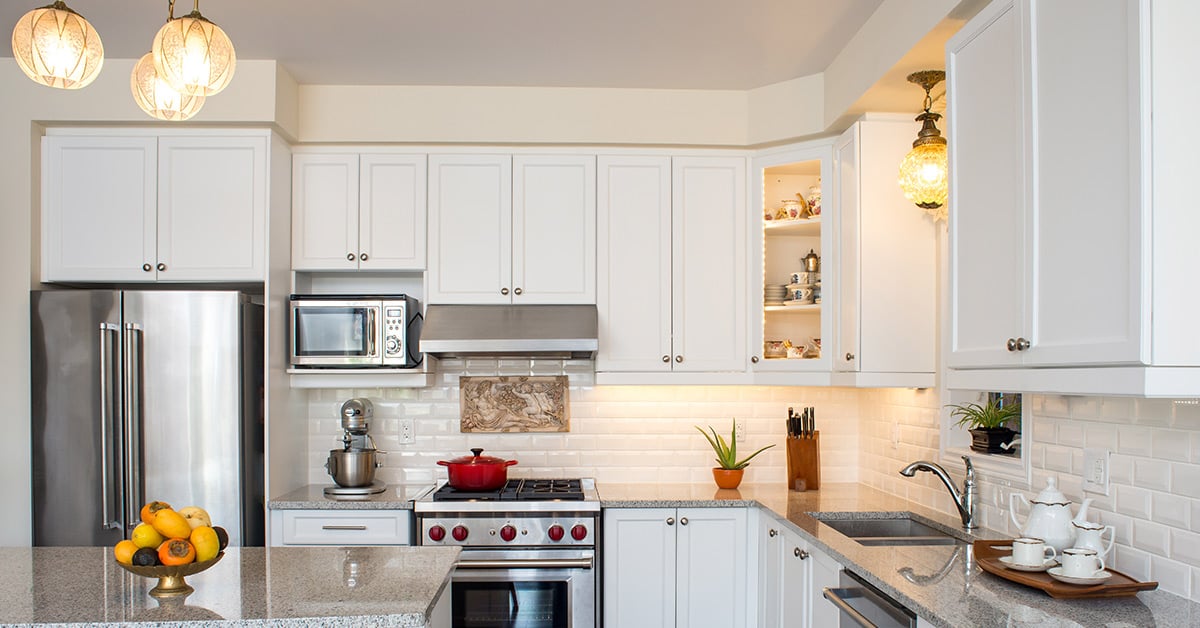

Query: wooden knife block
[786,432,820,491]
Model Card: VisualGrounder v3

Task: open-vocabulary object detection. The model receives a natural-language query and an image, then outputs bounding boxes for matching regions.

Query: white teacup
[1060,547,1105,577]
[1011,537,1056,567]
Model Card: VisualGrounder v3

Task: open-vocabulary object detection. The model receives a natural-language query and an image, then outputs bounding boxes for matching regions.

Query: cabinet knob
[360,253,368,261]
[675,355,683,363]
[751,356,759,363]
[680,517,688,526]
[769,529,777,538]
[514,287,523,295]
[1015,337,1032,351]
[347,253,356,261]
[501,288,510,295]
[156,263,166,272]
[1006,338,1018,352]
[662,355,670,363]
[142,263,152,272]
[666,517,675,526]
[845,353,855,361]
[795,548,809,559]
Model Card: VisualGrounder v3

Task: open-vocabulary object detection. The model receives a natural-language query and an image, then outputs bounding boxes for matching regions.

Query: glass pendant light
[11,1,104,89]
[131,51,205,121]
[897,70,949,221]
[152,0,236,97]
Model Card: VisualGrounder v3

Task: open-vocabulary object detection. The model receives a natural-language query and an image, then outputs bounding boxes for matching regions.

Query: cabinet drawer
[279,510,412,546]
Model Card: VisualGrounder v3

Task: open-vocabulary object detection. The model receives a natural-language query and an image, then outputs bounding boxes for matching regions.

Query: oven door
[290,299,383,366]
[451,548,596,628]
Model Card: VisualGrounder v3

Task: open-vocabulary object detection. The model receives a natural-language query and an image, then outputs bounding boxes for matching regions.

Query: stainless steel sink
[816,514,961,546]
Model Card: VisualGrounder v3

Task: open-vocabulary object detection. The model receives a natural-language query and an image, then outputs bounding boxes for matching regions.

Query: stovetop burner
[431,478,585,502]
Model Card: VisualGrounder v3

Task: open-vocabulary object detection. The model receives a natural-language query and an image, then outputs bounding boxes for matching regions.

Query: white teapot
[1009,478,1091,551]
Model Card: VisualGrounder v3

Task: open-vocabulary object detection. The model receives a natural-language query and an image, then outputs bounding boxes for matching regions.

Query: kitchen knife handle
[98,324,122,531]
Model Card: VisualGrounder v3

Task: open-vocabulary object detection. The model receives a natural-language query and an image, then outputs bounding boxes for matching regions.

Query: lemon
[131,522,165,549]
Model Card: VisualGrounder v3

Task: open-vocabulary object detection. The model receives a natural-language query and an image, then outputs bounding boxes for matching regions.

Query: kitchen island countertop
[600,481,1200,628]
[269,483,437,510]
[0,545,459,627]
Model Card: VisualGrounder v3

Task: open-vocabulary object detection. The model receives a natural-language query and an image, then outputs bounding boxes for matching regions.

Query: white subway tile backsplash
[1171,529,1200,567]
[1042,444,1073,473]
[1132,519,1170,556]
[1117,426,1153,456]
[1152,555,1192,597]
[1056,421,1083,447]
[1153,430,1193,463]
[1172,464,1200,499]
[1134,458,1173,492]
[1115,545,1152,582]
[1115,484,1152,520]
[1083,423,1118,450]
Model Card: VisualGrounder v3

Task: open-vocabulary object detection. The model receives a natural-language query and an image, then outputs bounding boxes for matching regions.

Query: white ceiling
[3,0,886,89]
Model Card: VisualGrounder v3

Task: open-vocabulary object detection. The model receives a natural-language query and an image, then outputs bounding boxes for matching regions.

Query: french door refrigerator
[30,290,264,547]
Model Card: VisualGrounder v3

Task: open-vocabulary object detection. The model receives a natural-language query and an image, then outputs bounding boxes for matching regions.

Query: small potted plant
[696,420,775,489]
[947,396,1021,454]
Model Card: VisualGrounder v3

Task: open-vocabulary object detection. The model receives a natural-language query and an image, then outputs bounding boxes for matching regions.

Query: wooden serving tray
[974,540,1157,599]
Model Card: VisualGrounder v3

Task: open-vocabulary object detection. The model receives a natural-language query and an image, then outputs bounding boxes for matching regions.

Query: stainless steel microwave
[289,294,420,368]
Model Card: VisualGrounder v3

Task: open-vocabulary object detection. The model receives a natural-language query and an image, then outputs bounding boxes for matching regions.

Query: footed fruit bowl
[116,552,224,598]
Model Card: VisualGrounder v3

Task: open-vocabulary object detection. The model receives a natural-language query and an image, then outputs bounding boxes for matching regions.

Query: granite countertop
[269,483,437,510]
[0,545,460,627]
[600,482,1200,628]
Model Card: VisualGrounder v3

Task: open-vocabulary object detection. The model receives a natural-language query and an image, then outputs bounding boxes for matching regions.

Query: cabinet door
[512,155,596,303]
[360,154,427,270]
[807,544,843,628]
[757,515,784,628]
[1026,0,1144,366]
[780,529,810,628]
[672,156,747,372]
[677,508,748,628]
[428,154,512,304]
[947,0,1026,368]
[157,136,266,281]
[596,156,673,372]
[42,135,158,282]
[602,509,677,628]
[833,130,860,374]
[292,153,360,270]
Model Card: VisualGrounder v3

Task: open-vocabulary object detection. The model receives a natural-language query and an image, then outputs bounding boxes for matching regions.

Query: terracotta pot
[438,448,518,490]
[712,468,745,490]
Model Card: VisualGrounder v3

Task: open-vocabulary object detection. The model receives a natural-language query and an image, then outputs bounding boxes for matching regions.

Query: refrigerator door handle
[98,323,122,531]
[123,323,145,531]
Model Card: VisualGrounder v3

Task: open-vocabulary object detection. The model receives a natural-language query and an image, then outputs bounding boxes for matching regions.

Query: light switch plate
[1082,448,1110,495]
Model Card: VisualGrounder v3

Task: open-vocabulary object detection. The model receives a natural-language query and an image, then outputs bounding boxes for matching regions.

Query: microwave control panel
[383,304,407,361]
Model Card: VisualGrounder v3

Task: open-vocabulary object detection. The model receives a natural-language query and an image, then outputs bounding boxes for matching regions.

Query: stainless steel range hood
[419,304,598,359]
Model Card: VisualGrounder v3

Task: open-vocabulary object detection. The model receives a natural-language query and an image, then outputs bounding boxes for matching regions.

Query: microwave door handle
[367,308,378,357]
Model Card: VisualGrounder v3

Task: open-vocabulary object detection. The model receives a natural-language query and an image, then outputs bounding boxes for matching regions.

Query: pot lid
[1030,477,1071,506]
[441,448,514,466]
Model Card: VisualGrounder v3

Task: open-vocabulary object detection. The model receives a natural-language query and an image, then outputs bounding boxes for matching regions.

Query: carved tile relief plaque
[460,376,569,433]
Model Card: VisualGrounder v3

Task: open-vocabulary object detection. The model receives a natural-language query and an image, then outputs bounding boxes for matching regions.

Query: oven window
[295,307,368,356]
[452,581,568,628]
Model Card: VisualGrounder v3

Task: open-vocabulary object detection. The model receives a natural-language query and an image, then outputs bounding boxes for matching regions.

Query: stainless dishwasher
[823,570,917,628]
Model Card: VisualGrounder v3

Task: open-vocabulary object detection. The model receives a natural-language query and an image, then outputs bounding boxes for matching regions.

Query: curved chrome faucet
[899,455,978,529]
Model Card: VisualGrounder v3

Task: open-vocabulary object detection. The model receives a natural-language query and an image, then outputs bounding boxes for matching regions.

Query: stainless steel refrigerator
[31,290,264,547]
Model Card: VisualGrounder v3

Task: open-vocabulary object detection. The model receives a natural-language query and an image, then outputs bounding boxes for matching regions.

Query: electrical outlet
[735,419,747,443]
[1082,448,1110,495]
[399,418,416,445]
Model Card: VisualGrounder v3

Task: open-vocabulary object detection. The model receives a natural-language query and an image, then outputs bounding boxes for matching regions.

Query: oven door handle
[456,558,594,570]
[823,587,880,628]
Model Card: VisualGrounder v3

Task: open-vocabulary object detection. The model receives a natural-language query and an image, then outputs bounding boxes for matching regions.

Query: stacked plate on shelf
[764,284,787,306]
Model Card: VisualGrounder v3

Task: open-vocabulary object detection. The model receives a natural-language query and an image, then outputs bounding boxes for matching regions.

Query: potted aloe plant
[948,396,1021,454]
[696,420,775,489]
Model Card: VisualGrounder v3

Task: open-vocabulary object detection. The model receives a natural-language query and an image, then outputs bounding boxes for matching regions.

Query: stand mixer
[323,398,387,497]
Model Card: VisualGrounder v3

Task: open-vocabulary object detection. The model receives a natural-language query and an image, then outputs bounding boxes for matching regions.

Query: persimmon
[140,501,172,525]
[158,538,196,566]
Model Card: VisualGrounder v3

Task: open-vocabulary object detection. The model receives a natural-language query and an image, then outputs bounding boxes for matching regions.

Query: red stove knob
[452,525,469,542]
[571,524,588,541]
[548,524,565,542]
[428,525,446,542]
[500,525,517,542]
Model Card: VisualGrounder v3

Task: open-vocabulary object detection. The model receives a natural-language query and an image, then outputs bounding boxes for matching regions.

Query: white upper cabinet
[597,154,746,378]
[292,152,427,271]
[832,118,937,388]
[43,131,268,283]
[948,0,1200,395]
[427,153,595,304]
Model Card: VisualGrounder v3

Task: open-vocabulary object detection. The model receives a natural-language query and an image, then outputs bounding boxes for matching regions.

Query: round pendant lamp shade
[898,142,948,211]
[152,11,235,97]
[11,1,103,89]
[131,52,205,121]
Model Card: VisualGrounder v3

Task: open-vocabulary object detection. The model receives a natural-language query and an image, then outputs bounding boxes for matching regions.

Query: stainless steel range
[415,478,600,628]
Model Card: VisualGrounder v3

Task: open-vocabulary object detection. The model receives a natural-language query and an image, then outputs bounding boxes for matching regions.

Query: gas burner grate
[431,478,585,502]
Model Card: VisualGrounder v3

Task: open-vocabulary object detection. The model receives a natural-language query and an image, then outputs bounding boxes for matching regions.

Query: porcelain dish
[1047,566,1112,586]
[999,555,1057,572]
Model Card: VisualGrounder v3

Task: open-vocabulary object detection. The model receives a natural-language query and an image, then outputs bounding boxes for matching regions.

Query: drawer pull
[321,525,368,531]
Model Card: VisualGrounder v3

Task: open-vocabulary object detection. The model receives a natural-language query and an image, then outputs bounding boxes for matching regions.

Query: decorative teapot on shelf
[1009,477,1092,551]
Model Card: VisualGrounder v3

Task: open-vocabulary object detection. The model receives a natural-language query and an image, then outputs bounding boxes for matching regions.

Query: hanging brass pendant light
[152,0,236,97]
[897,70,948,220]
[11,1,104,89]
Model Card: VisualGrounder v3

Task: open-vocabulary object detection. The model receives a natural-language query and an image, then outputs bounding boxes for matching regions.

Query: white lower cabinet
[603,507,748,628]
[269,509,413,546]
[757,512,843,628]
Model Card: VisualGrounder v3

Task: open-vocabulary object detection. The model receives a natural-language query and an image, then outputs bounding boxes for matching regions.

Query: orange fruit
[113,539,138,564]
[158,538,195,566]
[190,526,219,562]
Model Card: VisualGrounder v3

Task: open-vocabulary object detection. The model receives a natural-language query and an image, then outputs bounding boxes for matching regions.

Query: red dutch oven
[438,448,518,490]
